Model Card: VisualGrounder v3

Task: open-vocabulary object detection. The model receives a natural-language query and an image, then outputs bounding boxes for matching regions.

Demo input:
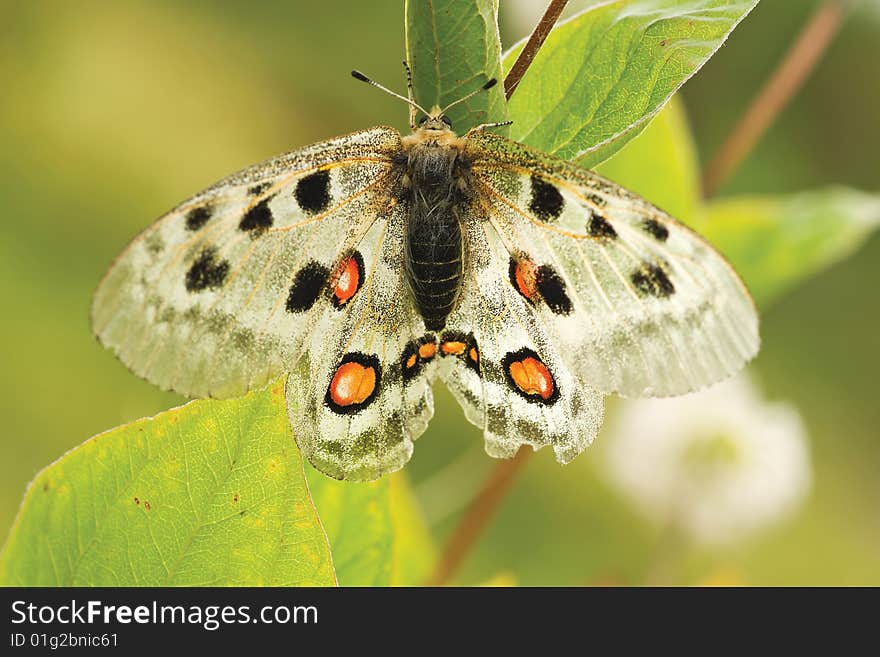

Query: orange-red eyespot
[418,342,437,360]
[440,331,480,374]
[440,341,466,356]
[502,348,558,404]
[325,353,381,414]
[439,331,480,374]
[330,363,375,406]
[332,251,364,308]
[402,345,421,382]
[509,358,553,398]
[509,257,538,301]
[401,334,438,383]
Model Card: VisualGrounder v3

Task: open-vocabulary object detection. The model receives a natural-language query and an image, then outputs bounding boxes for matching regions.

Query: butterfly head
[416,108,454,133]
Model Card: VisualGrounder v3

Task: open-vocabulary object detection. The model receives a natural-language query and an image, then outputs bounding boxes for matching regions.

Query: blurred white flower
[603,375,811,547]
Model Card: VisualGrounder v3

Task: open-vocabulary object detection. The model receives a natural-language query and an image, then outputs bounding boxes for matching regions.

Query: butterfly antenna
[351,70,430,118]
[440,78,498,114]
[402,60,417,128]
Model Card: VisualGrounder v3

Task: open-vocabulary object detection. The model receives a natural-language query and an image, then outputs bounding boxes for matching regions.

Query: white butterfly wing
[286,207,437,480]
[438,212,605,464]
[92,127,402,399]
[463,130,759,398]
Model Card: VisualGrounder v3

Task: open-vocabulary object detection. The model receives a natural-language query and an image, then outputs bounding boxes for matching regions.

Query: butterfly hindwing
[286,205,438,480]
[91,126,402,399]
[462,129,759,398]
[439,213,605,464]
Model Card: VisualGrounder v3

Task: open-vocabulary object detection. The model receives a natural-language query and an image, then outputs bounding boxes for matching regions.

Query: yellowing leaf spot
[264,456,283,479]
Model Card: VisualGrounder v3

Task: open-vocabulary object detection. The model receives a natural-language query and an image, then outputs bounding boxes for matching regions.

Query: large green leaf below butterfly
[305,468,435,586]
[0,381,336,586]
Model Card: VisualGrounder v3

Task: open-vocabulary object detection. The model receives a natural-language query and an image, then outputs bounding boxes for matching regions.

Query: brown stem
[701,0,849,197]
[426,447,533,585]
[504,0,569,99]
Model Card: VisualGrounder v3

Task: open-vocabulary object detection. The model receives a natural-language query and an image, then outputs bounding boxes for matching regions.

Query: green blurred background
[1,0,878,585]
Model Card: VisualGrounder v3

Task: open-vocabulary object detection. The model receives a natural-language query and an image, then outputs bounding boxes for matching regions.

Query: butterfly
[92,65,759,481]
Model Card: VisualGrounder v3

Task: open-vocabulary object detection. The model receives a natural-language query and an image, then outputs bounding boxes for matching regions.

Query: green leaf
[595,95,701,226]
[386,472,436,586]
[405,0,508,132]
[305,469,435,586]
[503,0,760,165]
[697,187,880,308]
[0,380,336,586]
[305,471,392,586]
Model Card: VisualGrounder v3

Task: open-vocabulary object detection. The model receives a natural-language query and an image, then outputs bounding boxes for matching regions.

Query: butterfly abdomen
[406,205,463,330]
[400,138,468,331]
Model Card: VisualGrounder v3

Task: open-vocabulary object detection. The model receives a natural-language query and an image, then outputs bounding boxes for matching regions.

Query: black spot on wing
[239,196,274,234]
[632,263,675,298]
[286,261,330,312]
[528,175,564,221]
[401,340,422,383]
[588,215,617,239]
[587,192,607,207]
[248,182,270,196]
[536,265,572,314]
[185,248,229,292]
[145,232,165,255]
[643,218,669,241]
[295,169,332,214]
[185,205,212,231]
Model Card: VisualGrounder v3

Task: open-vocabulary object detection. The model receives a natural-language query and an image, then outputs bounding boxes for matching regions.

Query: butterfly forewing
[92,126,402,399]
[462,130,759,398]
